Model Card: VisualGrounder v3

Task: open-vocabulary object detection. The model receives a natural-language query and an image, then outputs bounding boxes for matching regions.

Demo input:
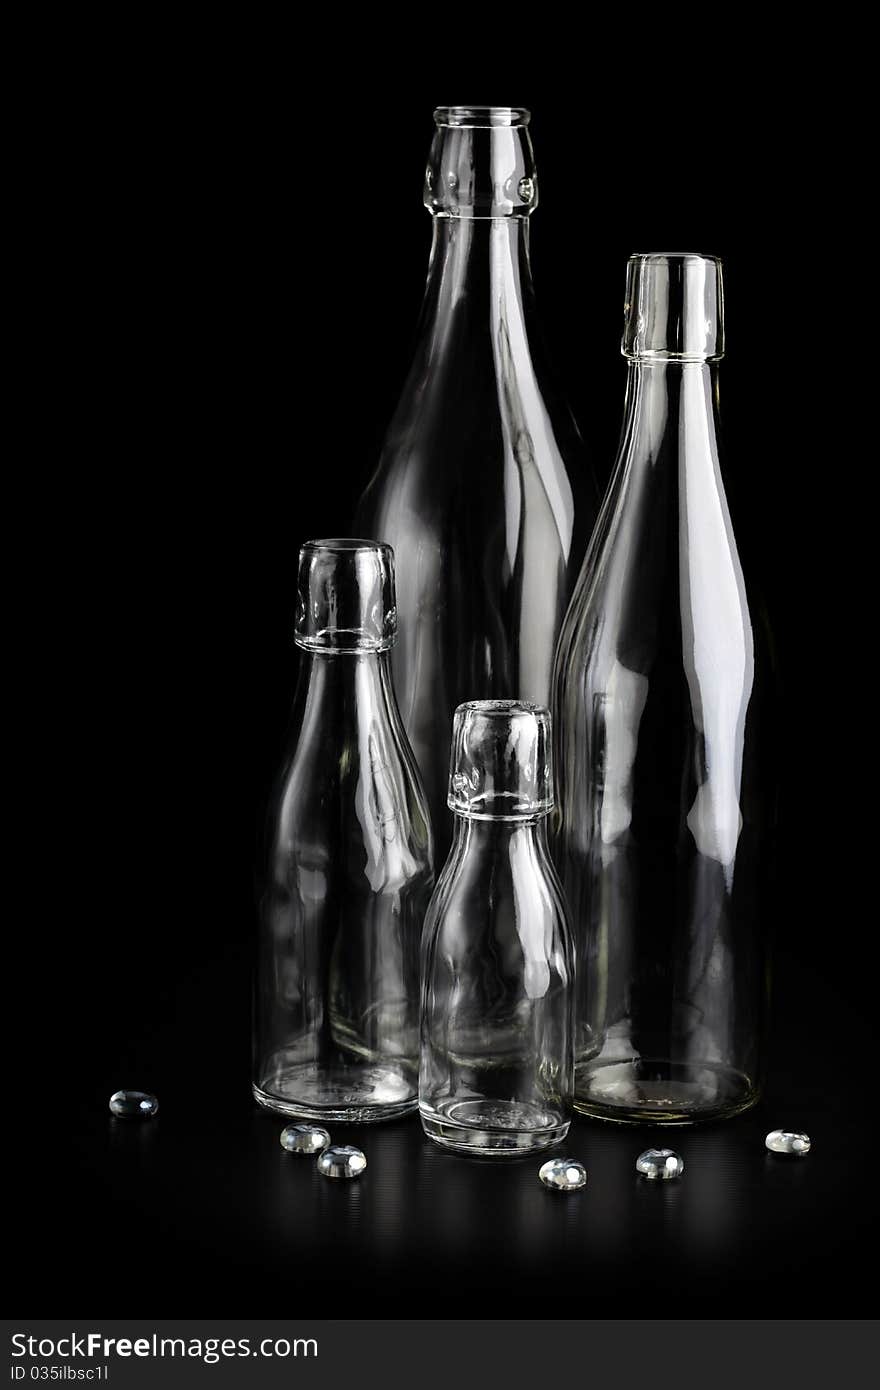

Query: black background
[16,60,871,1319]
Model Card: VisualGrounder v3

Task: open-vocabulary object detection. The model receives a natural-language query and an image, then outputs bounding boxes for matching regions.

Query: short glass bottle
[419,700,574,1155]
[254,539,434,1122]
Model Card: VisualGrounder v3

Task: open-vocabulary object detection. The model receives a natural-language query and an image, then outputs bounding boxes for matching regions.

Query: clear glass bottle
[254,539,434,1122]
[420,700,574,1155]
[356,105,598,864]
[553,253,775,1124]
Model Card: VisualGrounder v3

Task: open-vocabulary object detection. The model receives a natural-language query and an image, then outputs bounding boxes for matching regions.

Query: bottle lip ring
[295,631,395,654]
[433,105,530,128]
[622,348,725,363]
[448,798,553,823]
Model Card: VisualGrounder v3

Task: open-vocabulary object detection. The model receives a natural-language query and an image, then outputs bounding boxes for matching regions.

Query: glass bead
[280,1124,330,1155]
[109,1090,159,1119]
[636,1147,684,1180]
[539,1157,587,1191]
[765,1129,811,1156]
[316,1145,367,1179]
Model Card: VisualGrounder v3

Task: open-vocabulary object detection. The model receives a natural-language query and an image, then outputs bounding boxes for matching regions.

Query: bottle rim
[448,699,554,821]
[628,251,722,265]
[300,537,385,554]
[623,251,725,362]
[433,105,530,129]
[295,538,397,654]
[455,698,546,717]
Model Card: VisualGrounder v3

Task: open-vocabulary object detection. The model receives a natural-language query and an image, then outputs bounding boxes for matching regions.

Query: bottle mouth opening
[457,698,545,717]
[629,251,722,265]
[301,537,386,555]
[433,105,530,129]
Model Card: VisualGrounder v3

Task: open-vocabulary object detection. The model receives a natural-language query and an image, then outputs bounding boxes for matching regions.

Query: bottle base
[253,1061,417,1125]
[420,1099,569,1156]
[573,1056,759,1125]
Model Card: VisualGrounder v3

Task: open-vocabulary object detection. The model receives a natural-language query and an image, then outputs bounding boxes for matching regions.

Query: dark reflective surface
[25,950,869,1316]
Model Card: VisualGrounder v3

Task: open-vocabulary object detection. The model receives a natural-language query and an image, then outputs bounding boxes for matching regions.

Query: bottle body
[356,107,597,862]
[419,701,574,1154]
[553,255,774,1125]
[254,542,433,1122]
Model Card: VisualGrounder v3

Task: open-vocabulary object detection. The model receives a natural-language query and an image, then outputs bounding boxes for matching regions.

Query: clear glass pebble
[316,1144,367,1179]
[765,1129,811,1156]
[109,1090,159,1119]
[538,1158,587,1192]
[636,1147,684,1180]
[280,1124,330,1155]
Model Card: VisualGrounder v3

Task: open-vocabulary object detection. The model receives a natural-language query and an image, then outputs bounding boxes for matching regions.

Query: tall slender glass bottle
[553,254,775,1124]
[254,539,434,1122]
[356,105,597,862]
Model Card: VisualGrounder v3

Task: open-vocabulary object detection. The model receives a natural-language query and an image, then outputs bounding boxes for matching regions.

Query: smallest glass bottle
[419,701,574,1155]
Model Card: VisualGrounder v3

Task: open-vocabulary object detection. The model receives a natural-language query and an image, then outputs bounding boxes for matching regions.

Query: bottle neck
[618,358,722,473]
[296,647,396,718]
[420,217,533,333]
[450,812,550,854]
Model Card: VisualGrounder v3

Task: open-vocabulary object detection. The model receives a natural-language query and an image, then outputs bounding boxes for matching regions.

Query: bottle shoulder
[424,829,571,936]
[265,668,433,873]
[358,328,593,489]
[559,432,773,663]
[357,417,596,565]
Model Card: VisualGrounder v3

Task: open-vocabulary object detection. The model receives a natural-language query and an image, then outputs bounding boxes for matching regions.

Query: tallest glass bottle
[356,105,597,860]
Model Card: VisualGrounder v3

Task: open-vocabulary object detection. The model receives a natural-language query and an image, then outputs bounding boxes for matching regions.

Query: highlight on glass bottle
[420,700,574,1155]
[254,539,434,1123]
[552,253,775,1124]
[355,105,598,866]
